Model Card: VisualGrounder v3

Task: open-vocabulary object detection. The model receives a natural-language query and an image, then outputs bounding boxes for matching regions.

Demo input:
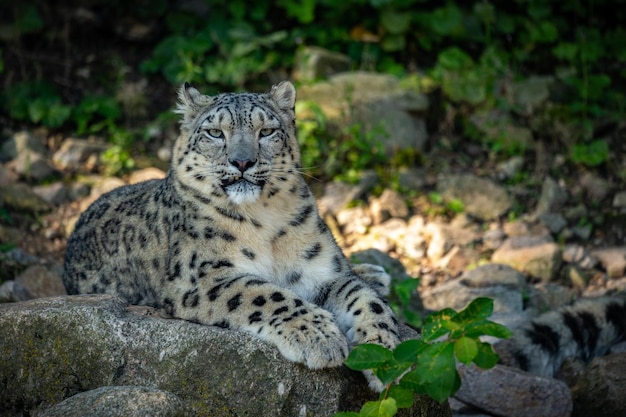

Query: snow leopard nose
[229,158,257,173]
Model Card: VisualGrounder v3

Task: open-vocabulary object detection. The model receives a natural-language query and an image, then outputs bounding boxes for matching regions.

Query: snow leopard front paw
[269,305,350,369]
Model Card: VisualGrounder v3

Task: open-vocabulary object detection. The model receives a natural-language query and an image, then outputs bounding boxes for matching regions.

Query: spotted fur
[496,294,626,377]
[63,81,400,383]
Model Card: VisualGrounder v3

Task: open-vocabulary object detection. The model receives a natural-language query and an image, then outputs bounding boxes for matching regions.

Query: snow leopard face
[172,81,299,205]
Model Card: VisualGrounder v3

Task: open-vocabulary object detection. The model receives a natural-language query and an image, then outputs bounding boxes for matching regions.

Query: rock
[336,206,371,235]
[52,137,109,171]
[369,189,409,224]
[537,212,567,234]
[580,172,611,201]
[469,109,535,152]
[562,244,596,269]
[436,174,513,221]
[590,247,626,278]
[7,151,58,181]
[0,295,449,417]
[491,236,562,282]
[38,386,187,417]
[0,163,17,185]
[422,264,525,314]
[398,167,426,191]
[32,182,71,205]
[128,167,166,184]
[0,182,52,213]
[0,280,15,302]
[394,215,427,260]
[12,265,67,301]
[297,72,429,156]
[422,221,479,263]
[613,191,626,209]
[350,218,408,253]
[511,75,554,114]
[526,282,576,312]
[482,228,506,250]
[535,177,568,215]
[293,46,351,82]
[1,130,47,160]
[571,352,626,417]
[318,173,378,215]
[455,364,572,417]
[562,265,591,290]
[496,155,525,180]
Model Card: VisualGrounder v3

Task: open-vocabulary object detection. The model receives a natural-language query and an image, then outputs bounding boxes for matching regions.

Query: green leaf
[387,386,414,409]
[421,309,457,342]
[393,339,426,363]
[401,342,461,402]
[453,297,494,325]
[571,140,609,167]
[463,320,512,339]
[345,344,393,371]
[381,10,411,35]
[473,342,500,369]
[437,47,474,70]
[454,337,478,364]
[374,358,412,386]
[392,278,419,307]
[552,42,578,61]
[333,413,360,417]
[360,398,398,417]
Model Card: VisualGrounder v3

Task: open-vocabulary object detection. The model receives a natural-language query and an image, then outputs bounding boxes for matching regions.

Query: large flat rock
[0,295,450,417]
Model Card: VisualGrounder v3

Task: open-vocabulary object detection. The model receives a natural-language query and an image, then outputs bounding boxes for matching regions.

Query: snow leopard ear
[175,83,213,122]
[270,81,296,112]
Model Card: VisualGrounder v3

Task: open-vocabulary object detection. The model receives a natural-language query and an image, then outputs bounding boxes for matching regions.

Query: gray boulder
[36,386,187,417]
[0,295,450,417]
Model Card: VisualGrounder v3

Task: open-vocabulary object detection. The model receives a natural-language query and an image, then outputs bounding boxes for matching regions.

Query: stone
[591,247,626,278]
[468,109,535,152]
[436,174,513,221]
[496,156,524,180]
[293,46,351,82]
[7,151,57,181]
[38,386,187,417]
[0,182,52,213]
[0,295,450,417]
[511,76,554,114]
[613,191,626,209]
[32,182,71,206]
[422,221,479,263]
[0,164,17,186]
[297,72,430,156]
[491,236,562,282]
[571,352,626,417]
[398,167,426,191]
[421,264,525,314]
[1,130,47,160]
[336,206,371,235]
[318,174,377,215]
[526,282,576,312]
[52,137,109,171]
[12,265,67,301]
[580,172,611,201]
[128,167,166,184]
[535,177,568,215]
[455,364,572,417]
[537,212,567,234]
[562,244,596,269]
[369,188,409,224]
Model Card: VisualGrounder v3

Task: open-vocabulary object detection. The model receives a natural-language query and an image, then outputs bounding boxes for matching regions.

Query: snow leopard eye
[204,129,224,139]
[259,128,275,138]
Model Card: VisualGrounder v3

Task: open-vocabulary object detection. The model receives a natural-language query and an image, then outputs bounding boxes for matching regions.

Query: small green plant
[388,278,422,329]
[570,139,609,167]
[335,297,511,416]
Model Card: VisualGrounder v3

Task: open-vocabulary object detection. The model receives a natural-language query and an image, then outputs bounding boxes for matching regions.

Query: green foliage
[570,139,609,167]
[389,278,422,328]
[1,82,71,128]
[335,298,511,416]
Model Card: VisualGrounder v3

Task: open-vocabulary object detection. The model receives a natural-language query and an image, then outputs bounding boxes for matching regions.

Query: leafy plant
[335,297,511,417]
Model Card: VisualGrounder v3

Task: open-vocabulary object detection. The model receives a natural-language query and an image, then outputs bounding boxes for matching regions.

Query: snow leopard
[63,81,400,386]
[496,294,626,377]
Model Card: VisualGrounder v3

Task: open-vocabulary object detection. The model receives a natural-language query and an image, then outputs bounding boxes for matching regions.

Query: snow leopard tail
[495,294,626,377]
